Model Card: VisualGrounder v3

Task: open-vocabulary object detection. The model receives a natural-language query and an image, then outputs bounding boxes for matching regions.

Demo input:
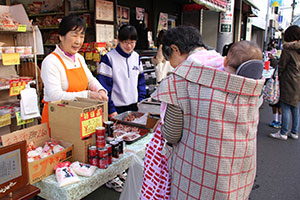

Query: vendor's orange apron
[41,52,88,132]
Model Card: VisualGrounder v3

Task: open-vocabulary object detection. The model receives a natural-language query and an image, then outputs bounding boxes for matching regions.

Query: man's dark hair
[284,25,300,42]
[118,24,138,41]
[58,14,86,36]
[157,29,167,46]
[162,26,206,59]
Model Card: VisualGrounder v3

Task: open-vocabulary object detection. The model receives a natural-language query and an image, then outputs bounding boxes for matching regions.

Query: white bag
[119,155,144,200]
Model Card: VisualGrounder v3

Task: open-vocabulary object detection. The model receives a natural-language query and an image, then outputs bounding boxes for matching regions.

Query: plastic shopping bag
[119,154,144,200]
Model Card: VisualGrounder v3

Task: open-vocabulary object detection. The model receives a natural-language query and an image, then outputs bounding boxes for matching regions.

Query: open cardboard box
[146,112,160,131]
[1,123,73,184]
[49,99,108,163]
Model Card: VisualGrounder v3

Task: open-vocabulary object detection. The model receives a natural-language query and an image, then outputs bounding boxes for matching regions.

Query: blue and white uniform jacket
[97,45,146,114]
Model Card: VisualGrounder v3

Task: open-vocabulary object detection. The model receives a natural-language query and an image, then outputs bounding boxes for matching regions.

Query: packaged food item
[3,46,15,54]
[70,161,97,177]
[55,162,80,187]
[0,13,19,31]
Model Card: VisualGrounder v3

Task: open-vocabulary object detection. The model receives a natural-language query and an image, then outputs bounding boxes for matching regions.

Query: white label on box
[0,149,22,185]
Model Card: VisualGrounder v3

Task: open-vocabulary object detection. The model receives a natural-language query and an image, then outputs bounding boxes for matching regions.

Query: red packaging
[96,135,105,141]
[96,139,106,148]
[98,157,108,169]
[88,146,97,157]
[108,154,112,165]
[89,157,98,166]
[96,126,105,137]
[106,144,112,154]
[97,147,108,159]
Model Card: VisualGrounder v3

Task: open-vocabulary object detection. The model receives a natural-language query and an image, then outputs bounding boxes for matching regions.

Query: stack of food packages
[88,115,145,169]
[27,139,65,162]
[0,76,32,88]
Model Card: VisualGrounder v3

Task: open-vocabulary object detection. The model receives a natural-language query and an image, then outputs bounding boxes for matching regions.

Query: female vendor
[41,14,108,126]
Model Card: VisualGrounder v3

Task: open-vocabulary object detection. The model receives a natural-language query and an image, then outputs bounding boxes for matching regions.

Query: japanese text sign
[80,108,103,139]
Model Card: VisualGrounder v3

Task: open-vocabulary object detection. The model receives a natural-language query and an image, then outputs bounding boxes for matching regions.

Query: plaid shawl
[151,60,264,200]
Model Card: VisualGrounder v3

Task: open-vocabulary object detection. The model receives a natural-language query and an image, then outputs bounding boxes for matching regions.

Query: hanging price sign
[93,52,100,62]
[9,81,26,96]
[85,52,93,60]
[0,113,11,128]
[15,111,34,126]
[80,108,103,139]
[17,24,27,32]
[2,53,20,65]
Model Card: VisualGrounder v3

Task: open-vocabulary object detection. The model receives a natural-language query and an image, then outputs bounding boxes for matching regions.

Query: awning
[243,0,259,10]
[192,0,227,12]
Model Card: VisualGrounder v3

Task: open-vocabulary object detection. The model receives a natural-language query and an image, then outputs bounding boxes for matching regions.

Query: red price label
[9,81,26,96]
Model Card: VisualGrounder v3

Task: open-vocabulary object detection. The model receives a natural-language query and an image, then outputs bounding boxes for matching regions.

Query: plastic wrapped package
[70,161,97,177]
[119,155,144,200]
[55,162,80,187]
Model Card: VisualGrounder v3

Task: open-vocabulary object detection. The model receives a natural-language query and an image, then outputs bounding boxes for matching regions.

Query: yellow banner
[16,111,34,126]
[0,113,11,128]
[2,53,20,66]
[9,81,26,96]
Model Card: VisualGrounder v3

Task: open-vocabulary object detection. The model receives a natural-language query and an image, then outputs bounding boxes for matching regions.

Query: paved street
[250,103,300,200]
[81,102,300,200]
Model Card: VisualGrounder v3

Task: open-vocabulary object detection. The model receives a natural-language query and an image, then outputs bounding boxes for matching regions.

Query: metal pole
[216,0,235,54]
[263,0,271,59]
[291,0,296,24]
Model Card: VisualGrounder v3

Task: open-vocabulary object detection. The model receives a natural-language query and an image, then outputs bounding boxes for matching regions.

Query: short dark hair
[58,14,86,36]
[118,24,138,41]
[157,29,167,46]
[283,25,300,42]
[162,26,206,59]
[227,40,262,70]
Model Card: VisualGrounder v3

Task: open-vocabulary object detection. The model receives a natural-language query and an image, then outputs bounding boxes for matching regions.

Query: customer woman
[270,25,300,140]
[150,26,265,199]
[151,29,173,83]
[41,14,108,126]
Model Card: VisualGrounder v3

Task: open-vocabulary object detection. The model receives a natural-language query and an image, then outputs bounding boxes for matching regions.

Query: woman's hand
[88,90,108,101]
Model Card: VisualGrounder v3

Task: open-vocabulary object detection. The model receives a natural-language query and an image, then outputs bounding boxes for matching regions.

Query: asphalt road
[250,103,300,200]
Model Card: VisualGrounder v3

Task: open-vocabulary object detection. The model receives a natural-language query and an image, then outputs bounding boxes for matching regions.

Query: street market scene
[0,0,300,199]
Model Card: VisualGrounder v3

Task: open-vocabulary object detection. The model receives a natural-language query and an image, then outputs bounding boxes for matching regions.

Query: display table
[33,133,153,200]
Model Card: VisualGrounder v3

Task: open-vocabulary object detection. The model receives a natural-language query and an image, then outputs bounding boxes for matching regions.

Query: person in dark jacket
[270,25,300,140]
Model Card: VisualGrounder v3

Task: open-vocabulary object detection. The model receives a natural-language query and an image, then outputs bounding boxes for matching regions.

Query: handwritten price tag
[0,113,11,128]
[85,52,93,60]
[93,52,100,62]
[17,24,27,32]
[2,53,20,66]
[9,81,26,96]
[80,109,103,139]
[15,111,34,126]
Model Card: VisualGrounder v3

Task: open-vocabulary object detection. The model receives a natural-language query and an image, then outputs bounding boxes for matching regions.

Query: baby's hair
[226,41,262,69]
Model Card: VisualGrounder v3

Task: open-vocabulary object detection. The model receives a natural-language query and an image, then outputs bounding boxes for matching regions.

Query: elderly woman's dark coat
[278,41,300,107]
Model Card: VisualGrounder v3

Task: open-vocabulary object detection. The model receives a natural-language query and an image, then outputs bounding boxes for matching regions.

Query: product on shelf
[0,12,19,31]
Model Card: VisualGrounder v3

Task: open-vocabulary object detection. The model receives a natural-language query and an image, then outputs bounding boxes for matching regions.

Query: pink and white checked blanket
[140,122,171,200]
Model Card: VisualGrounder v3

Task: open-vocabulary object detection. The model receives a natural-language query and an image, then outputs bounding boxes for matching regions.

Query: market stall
[33,133,153,200]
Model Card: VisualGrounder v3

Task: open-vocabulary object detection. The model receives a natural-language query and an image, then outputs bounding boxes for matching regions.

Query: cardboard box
[146,112,160,130]
[48,99,108,163]
[1,123,73,184]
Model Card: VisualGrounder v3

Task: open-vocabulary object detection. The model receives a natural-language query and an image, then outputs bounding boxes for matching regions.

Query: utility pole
[216,0,235,54]
[263,0,271,59]
[291,0,296,24]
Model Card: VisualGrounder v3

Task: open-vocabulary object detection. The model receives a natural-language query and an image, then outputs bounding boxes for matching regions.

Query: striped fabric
[161,104,184,144]
[151,60,265,200]
[141,122,171,200]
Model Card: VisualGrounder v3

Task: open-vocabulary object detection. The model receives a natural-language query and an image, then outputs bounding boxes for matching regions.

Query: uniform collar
[116,44,132,58]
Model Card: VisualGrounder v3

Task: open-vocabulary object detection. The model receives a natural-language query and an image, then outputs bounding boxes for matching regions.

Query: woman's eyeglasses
[121,40,136,46]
